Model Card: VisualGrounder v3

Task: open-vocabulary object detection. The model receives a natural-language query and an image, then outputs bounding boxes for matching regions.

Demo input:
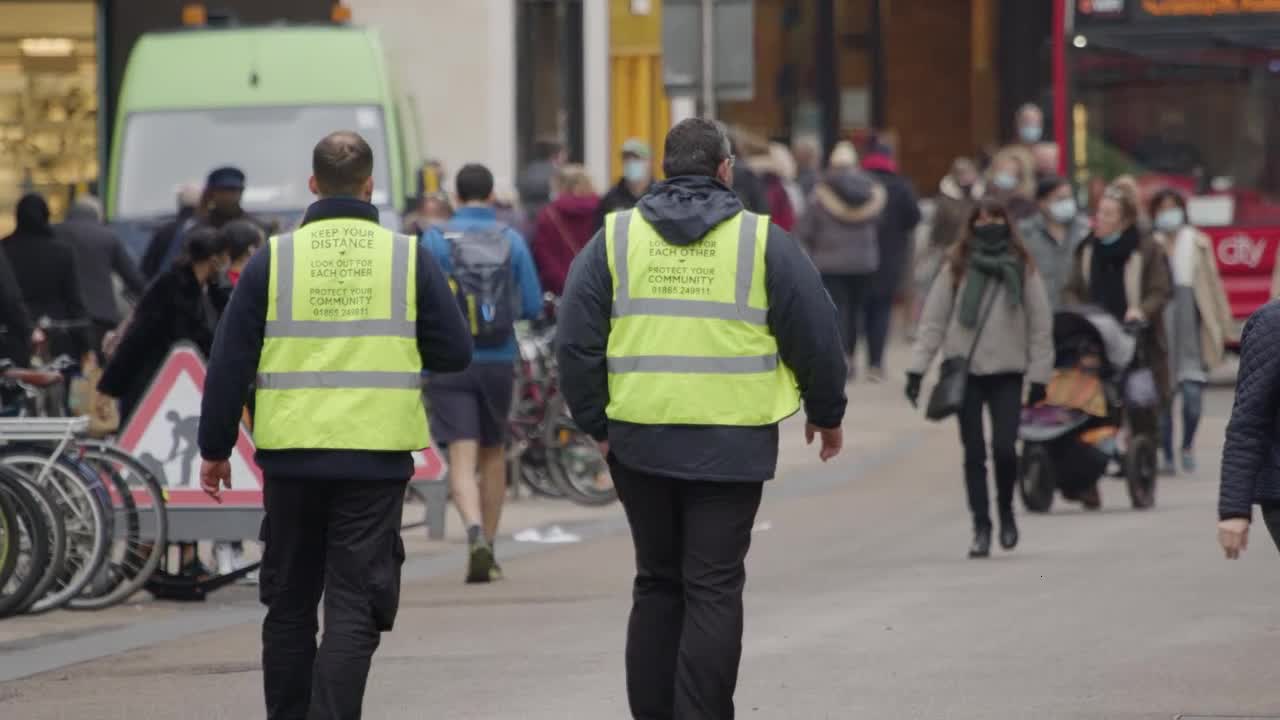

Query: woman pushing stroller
[906,198,1054,558]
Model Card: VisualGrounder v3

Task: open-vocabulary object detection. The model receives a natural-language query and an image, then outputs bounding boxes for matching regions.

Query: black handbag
[925,284,1000,422]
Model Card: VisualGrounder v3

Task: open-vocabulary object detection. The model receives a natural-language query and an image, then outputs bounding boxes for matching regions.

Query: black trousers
[611,460,763,720]
[957,373,1023,530]
[821,273,870,360]
[259,476,409,720]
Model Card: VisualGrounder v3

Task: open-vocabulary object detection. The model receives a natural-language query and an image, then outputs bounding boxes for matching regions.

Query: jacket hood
[14,193,51,236]
[815,171,887,224]
[550,193,601,218]
[636,175,743,246]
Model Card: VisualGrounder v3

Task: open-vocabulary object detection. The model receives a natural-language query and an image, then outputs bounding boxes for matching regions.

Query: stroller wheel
[1126,435,1157,510]
[1019,443,1055,513]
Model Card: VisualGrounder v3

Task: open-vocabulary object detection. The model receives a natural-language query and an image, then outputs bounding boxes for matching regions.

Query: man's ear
[308,176,319,196]
[363,176,375,202]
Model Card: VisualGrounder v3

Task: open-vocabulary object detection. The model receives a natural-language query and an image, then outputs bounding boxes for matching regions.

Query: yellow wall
[609,0,669,179]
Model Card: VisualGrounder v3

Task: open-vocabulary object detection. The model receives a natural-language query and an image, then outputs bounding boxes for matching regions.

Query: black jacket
[732,165,770,215]
[1219,301,1280,520]
[593,178,652,233]
[867,169,923,296]
[98,265,219,423]
[141,208,194,280]
[197,198,472,481]
[0,249,31,364]
[57,215,146,326]
[2,196,91,359]
[557,175,847,482]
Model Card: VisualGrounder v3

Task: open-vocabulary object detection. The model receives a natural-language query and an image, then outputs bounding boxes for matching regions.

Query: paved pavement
[2,356,1277,719]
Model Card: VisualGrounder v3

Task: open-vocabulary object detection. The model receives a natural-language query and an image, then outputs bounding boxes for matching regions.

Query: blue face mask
[1019,125,1043,144]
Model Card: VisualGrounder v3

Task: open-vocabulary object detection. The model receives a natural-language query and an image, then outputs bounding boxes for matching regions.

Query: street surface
[0,351,1275,719]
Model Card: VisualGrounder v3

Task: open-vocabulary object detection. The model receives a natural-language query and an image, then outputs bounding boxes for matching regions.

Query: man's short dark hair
[662,118,731,179]
[455,164,495,203]
[313,131,374,197]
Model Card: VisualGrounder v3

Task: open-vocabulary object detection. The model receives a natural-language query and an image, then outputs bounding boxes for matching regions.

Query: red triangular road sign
[117,343,263,508]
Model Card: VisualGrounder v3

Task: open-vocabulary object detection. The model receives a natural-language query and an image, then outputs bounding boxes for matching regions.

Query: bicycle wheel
[544,396,616,507]
[0,472,51,618]
[6,469,66,615]
[0,450,110,613]
[69,442,168,610]
[0,483,18,601]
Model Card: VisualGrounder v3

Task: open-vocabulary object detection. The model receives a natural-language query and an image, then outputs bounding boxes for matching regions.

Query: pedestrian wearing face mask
[1015,102,1045,148]
[907,199,1054,558]
[595,138,655,232]
[1020,176,1090,309]
[985,147,1037,221]
[1148,189,1231,476]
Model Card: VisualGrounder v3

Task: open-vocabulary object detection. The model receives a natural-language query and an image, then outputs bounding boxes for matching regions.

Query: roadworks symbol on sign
[117,344,263,507]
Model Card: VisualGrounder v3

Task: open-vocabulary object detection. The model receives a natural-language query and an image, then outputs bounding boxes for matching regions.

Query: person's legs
[957,375,992,531]
[259,476,328,720]
[1180,380,1205,459]
[474,362,516,574]
[478,446,507,543]
[1261,505,1280,554]
[310,478,408,720]
[986,374,1024,528]
[427,371,489,569]
[864,291,893,372]
[674,479,763,720]
[612,460,684,720]
[1160,399,1176,467]
[821,275,855,360]
[446,440,482,529]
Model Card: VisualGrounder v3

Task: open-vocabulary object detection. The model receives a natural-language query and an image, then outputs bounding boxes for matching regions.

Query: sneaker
[489,559,504,582]
[866,367,885,384]
[1181,450,1196,473]
[466,541,496,584]
[215,543,235,576]
[1159,457,1177,477]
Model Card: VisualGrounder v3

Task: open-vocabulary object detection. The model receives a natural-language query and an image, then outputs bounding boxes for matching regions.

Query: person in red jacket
[532,164,600,296]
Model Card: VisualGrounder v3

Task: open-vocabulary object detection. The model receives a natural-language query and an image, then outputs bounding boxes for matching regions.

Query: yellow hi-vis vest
[604,209,801,426]
[254,218,429,451]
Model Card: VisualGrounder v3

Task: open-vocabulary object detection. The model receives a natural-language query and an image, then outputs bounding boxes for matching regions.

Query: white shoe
[214,543,235,576]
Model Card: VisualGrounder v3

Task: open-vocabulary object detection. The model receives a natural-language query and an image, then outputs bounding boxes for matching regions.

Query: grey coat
[1020,212,1090,310]
[795,170,887,275]
[909,261,1055,384]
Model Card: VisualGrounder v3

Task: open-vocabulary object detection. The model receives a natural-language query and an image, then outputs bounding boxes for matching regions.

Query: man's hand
[1218,517,1250,559]
[200,459,232,503]
[1124,308,1145,324]
[805,423,843,462]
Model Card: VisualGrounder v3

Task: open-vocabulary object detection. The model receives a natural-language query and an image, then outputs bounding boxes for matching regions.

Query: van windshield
[116,105,392,218]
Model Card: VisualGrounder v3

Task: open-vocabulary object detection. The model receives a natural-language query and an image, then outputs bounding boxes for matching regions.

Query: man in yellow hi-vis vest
[197,131,472,719]
[557,118,849,718]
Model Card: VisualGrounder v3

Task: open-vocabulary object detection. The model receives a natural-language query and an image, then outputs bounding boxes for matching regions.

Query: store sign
[1140,0,1280,16]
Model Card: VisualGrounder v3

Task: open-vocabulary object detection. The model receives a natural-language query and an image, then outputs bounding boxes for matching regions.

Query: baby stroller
[1017,305,1159,513]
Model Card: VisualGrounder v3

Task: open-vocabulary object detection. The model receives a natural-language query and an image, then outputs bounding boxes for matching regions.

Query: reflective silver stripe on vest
[268,229,414,338]
[607,354,778,374]
[611,210,767,326]
[256,370,423,390]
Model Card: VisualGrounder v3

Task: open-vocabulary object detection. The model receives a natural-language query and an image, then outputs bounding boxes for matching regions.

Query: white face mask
[623,159,651,185]
[1154,207,1186,232]
[1048,197,1077,223]
[1019,125,1043,144]
[993,172,1019,191]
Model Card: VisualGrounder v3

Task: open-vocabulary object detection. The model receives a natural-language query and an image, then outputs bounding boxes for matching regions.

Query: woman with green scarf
[906,199,1054,558]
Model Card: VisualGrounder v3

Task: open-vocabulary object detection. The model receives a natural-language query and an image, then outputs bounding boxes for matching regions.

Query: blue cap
[207,166,246,191]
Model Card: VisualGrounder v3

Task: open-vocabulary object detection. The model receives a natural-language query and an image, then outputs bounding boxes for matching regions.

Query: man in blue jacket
[422,163,543,584]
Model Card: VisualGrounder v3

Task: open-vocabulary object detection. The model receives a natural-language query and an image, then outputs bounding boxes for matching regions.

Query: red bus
[1054,0,1280,337]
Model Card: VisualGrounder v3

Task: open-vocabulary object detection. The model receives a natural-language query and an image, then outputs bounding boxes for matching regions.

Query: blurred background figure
[1149,188,1231,476]
[403,192,454,236]
[0,246,33,367]
[98,226,228,427]
[748,142,798,231]
[218,219,266,289]
[917,157,983,327]
[141,183,202,280]
[57,195,145,363]
[1108,174,1151,233]
[533,164,599,297]
[2,193,91,363]
[517,137,566,228]
[1014,102,1045,149]
[1020,176,1090,310]
[728,134,769,214]
[595,138,654,232]
[795,140,885,381]
[986,146,1037,221]
[792,135,822,197]
[1031,143,1060,182]
[862,138,922,382]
